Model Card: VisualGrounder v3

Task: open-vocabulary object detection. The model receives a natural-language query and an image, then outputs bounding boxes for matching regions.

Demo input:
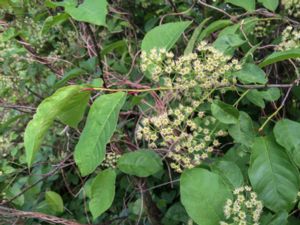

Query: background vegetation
[1,0,300,224]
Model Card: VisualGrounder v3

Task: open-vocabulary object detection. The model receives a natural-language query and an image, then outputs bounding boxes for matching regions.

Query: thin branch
[0,206,86,225]
[197,0,236,21]
[259,76,300,131]
[1,155,74,206]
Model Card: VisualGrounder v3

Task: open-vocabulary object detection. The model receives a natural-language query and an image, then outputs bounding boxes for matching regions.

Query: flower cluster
[136,104,227,173]
[220,186,263,225]
[0,136,11,155]
[254,20,271,38]
[282,0,300,18]
[140,41,240,93]
[276,26,300,52]
[101,152,121,169]
[0,75,15,89]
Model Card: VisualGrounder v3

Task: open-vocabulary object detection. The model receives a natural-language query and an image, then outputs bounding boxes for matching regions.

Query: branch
[0,206,86,225]
[197,0,237,22]
[137,179,162,225]
[1,155,74,206]
[83,83,297,93]
[84,24,108,88]
[258,76,300,131]
[15,37,63,76]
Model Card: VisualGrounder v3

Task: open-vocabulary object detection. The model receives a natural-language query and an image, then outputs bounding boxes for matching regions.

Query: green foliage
[211,100,240,124]
[248,136,300,212]
[259,48,300,67]
[117,149,163,177]
[225,0,256,11]
[45,191,64,213]
[213,34,245,55]
[89,169,116,219]
[258,0,279,11]
[2,0,300,224]
[211,160,244,188]
[141,21,191,52]
[198,19,233,41]
[234,63,267,84]
[74,92,126,176]
[24,85,90,166]
[47,0,108,26]
[184,18,210,55]
[180,168,232,225]
[228,112,257,147]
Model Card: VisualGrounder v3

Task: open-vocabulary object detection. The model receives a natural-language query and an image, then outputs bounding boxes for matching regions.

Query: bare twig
[197,0,236,21]
[259,76,300,131]
[0,206,86,225]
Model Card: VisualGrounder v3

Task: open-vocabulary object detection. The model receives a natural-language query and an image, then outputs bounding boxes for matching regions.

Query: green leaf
[224,145,250,177]
[117,149,163,177]
[101,40,127,57]
[261,211,288,225]
[41,13,69,34]
[293,150,300,168]
[184,18,210,55]
[56,91,90,128]
[211,100,239,124]
[198,19,233,41]
[0,27,18,41]
[225,0,255,11]
[213,34,245,56]
[24,85,90,167]
[228,112,256,147]
[180,168,232,225]
[274,119,300,167]
[6,184,24,206]
[246,89,265,108]
[259,48,300,68]
[274,119,300,153]
[258,0,279,11]
[248,136,300,212]
[79,57,97,73]
[54,68,86,88]
[162,203,189,225]
[48,0,108,26]
[246,88,280,108]
[89,169,116,219]
[234,63,267,84]
[141,21,192,53]
[45,191,64,213]
[211,160,244,188]
[74,92,126,176]
[269,211,288,225]
[261,88,281,101]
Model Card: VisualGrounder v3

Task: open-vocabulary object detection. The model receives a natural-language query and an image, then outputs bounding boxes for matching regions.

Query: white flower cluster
[0,75,15,89]
[138,42,241,172]
[136,104,227,173]
[220,186,263,225]
[254,20,271,38]
[282,0,300,18]
[140,41,240,93]
[0,136,11,155]
[101,152,121,169]
[276,26,300,56]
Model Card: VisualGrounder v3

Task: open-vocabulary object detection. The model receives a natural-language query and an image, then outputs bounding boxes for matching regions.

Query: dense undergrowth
[1,0,300,225]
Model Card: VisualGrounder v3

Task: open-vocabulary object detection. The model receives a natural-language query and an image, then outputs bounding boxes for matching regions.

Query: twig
[138,179,162,225]
[85,24,107,88]
[1,155,73,206]
[258,77,300,131]
[197,0,236,21]
[0,206,85,225]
